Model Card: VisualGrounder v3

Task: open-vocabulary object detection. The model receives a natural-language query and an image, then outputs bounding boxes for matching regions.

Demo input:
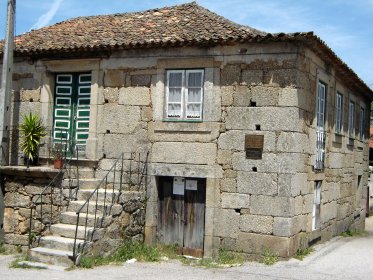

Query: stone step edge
[17,260,67,271]
[31,246,74,257]
[40,235,85,244]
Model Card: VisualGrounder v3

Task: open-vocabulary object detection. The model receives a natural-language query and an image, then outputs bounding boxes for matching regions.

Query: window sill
[153,120,218,134]
[332,133,343,144]
[162,119,203,123]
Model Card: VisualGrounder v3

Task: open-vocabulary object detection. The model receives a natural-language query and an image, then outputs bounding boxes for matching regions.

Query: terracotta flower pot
[54,159,64,169]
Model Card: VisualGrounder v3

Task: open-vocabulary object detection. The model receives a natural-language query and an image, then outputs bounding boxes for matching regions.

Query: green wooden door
[53,73,91,156]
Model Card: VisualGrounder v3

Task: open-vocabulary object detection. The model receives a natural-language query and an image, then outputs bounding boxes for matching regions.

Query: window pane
[167,104,181,118]
[186,104,201,118]
[349,101,355,136]
[168,73,183,87]
[188,72,202,87]
[187,88,201,102]
[168,88,182,102]
[335,93,342,133]
[316,82,326,129]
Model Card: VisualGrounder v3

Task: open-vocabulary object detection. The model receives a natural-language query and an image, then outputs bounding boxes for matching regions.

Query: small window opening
[252,167,257,172]
[357,175,362,188]
[250,99,257,107]
[255,124,261,131]
[312,181,321,230]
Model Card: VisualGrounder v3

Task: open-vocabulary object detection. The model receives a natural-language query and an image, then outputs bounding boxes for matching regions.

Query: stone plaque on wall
[245,134,264,159]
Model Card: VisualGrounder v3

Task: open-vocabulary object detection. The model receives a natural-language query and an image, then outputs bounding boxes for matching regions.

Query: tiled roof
[2,2,266,54]
[0,1,371,95]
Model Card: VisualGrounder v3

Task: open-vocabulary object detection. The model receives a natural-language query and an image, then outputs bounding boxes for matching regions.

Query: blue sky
[1,0,372,86]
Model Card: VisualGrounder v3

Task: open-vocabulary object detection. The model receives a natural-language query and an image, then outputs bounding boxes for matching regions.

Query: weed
[217,248,244,265]
[0,242,8,255]
[79,255,109,268]
[261,248,278,265]
[156,243,179,259]
[295,247,314,261]
[16,245,23,254]
[181,249,244,269]
[340,229,364,237]
[78,241,168,268]
[113,241,161,262]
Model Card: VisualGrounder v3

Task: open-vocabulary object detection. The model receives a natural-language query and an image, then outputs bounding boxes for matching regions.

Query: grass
[261,248,278,265]
[294,247,314,261]
[78,242,244,269]
[9,254,46,270]
[340,229,365,237]
[0,242,7,255]
[79,242,177,268]
[181,249,245,268]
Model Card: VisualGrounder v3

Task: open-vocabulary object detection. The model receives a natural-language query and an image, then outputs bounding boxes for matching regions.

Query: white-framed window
[335,92,343,134]
[359,107,365,140]
[165,69,204,120]
[315,81,327,170]
[312,181,321,231]
[348,100,355,137]
[316,82,327,129]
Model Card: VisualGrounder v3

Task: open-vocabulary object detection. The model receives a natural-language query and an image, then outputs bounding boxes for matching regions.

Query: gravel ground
[1,217,373,280]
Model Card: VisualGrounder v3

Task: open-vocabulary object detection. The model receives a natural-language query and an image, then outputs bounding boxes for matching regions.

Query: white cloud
[30,0,64,30]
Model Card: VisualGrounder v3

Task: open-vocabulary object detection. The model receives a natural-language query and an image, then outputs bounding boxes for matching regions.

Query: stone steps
[63,167,96,180]
[68,200,122,216]
[50,223,93,240]
[27,167,128,268]
[62,178,101,189]
[18,260,66,271]
[76,188,120,203]
[39,235,84,252]
[60,211,111,228]
[30,247,74,267]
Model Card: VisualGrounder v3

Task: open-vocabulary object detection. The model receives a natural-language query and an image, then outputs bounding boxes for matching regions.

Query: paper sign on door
[185,180,198,191]
[173,177,185,195]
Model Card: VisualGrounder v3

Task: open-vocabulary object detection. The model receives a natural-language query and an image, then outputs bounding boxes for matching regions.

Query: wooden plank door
[158,176,206,257]
[158,177,183,246]
[183,179,206,258]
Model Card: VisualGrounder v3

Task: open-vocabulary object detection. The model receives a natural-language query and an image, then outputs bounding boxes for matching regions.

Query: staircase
[28,177,98,267]
[23,152,148,269]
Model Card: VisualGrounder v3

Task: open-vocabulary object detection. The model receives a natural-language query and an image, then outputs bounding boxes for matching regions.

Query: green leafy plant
[79,241,165,268]
[0,242,7,255]
[20,112,46,164]
[340,229,364,237]
[50,143,65,160]
[262,248,278,265]
[180,248,245,268]
[295,247,313,261]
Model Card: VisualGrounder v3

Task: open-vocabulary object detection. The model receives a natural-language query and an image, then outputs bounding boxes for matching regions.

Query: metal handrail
[72,151,149,261]
[72,153,123,260]
[28,143,78,248]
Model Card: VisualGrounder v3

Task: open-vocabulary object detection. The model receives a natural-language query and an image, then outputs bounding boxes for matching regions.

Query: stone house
[0,2,372,261]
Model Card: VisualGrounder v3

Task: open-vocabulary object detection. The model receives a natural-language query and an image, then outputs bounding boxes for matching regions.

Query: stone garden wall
[2,169,147,254]
[2,170,63,250]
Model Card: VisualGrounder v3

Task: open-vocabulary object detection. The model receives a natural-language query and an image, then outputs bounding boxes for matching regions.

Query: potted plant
[51,143,65,169]
[20,112,46,167]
